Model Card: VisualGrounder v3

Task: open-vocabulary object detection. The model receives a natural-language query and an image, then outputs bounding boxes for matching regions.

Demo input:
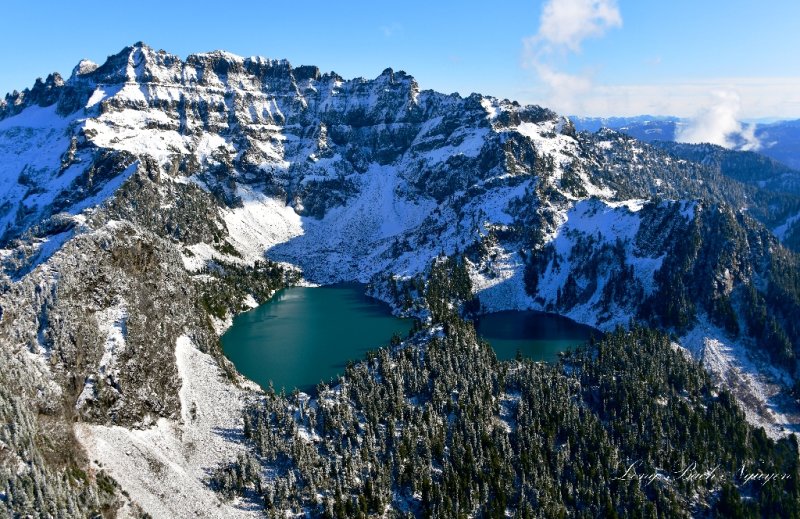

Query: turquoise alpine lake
[221,284,597,393]
[221,284,413,394]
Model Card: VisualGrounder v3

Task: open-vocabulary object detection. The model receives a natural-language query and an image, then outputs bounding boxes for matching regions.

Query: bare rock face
[1,219,216,426]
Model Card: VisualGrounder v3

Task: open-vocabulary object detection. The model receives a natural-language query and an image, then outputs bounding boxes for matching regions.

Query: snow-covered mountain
[570,117,800,249]
[1,43,798,516]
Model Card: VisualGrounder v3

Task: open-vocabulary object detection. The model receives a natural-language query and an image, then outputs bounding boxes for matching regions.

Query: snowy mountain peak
[73,58,99,77]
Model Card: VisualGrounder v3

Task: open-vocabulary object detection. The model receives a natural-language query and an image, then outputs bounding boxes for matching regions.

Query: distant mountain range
[571,115,800,170]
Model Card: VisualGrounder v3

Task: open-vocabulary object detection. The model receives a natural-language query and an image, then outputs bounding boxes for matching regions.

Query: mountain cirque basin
[221,283,596,394]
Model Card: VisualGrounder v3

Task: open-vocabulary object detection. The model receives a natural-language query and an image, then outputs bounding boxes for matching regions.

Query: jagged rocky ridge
[0,43,799,516]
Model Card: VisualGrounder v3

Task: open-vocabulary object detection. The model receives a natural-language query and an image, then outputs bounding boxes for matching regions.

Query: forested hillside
[215,263,800,517]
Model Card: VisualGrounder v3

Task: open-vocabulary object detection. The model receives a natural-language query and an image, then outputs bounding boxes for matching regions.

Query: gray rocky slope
[1,42,798,515]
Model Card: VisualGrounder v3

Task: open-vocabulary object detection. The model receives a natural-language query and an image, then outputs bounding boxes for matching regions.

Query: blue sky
[1,1,798,118]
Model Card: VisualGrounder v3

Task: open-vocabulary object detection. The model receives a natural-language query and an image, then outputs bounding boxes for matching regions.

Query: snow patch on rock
[76,297,128,410]
[773,210,800,240]
[468,250,533,313]
[76,335,260,518]
[681,320,799,439]
[222,185,303,264]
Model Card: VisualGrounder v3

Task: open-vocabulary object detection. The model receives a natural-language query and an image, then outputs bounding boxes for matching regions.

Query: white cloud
[524,0,622,113]
[518,1,799,122]
[531,63,592,114]
[675,91,761,150]
[513,77,800,120]
[535,0,622,52]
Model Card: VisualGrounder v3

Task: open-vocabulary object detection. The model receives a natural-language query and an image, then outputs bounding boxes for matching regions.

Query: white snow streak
[76,336,260,518]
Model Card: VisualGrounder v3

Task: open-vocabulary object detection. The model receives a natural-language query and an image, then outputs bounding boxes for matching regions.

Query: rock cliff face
[0,43,798,515]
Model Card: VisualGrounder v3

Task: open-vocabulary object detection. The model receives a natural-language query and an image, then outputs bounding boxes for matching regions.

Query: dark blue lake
[475,310,596,362]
